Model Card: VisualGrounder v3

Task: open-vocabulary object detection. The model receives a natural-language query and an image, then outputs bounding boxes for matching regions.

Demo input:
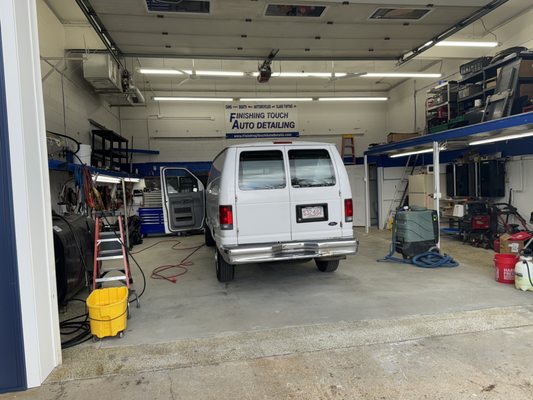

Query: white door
[234,148,291,244]
[287,147,343,241]
[160,167,205,234]
[345,165,367,227]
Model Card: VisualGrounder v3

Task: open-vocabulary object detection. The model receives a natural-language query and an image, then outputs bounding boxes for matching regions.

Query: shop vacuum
[379,207,459,268]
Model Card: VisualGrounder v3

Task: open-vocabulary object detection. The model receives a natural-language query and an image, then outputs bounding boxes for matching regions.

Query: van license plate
[302,206,324,219]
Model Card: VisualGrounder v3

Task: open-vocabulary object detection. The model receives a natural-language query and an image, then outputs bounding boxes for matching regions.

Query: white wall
[119,99,389,163]
[38,0,120,144]
[505,157,533,225]
[38,0,121,212]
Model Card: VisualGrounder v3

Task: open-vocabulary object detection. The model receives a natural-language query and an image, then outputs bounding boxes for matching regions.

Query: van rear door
[287,147,343,240]
[161,167,205,234]
[235,148,291,244]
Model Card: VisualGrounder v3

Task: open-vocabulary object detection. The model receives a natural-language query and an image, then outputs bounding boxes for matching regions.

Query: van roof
[227,141,333,149]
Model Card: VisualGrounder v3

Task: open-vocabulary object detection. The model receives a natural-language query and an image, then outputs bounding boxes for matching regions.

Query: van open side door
[160,167,205,234]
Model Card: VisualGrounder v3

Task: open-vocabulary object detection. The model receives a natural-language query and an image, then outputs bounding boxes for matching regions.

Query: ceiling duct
[369,8,432,21]
[83,54,145,106]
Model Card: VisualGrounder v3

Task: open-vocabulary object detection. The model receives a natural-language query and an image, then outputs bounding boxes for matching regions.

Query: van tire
[315,259,339,272]
[204,226,216,247]
[216,249,235,282]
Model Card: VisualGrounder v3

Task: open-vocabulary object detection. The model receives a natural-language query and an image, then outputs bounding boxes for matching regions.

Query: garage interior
[1,0,533,398]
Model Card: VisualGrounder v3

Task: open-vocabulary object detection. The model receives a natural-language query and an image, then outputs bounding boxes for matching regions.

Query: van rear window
[239,150,286,190]
[289,149,336,188]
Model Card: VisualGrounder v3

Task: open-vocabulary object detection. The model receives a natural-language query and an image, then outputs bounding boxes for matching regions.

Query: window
[265,4,326,18]
[369,8,431,20]
[239,150,286,190]
[145,0,210,14]
[165,169,201,193]
[289,149,336,188]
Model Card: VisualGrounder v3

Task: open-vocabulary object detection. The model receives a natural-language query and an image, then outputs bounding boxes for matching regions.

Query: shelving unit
[457,51,533,118]
[426,81,460,133]
[91,129,129,172]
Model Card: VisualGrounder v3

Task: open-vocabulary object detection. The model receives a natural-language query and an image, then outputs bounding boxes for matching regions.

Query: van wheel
[204,226,216,247]
[215,249,235,282]
[315,259,339,272]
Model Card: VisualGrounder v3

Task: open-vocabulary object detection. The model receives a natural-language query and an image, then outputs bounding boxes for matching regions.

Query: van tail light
[344,199,353,222]
[219,205,233,230]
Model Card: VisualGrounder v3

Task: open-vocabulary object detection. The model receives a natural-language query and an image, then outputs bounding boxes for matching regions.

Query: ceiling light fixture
[92,174,122,184]
[153,97,233,102]
[436,41,498,48]
[469,131,533,146]
[363,72,442,78]
[139,68,183,75]
[318,97,388,101]
[139,69,245,77]
[239,97,313,102]
[183,70,245,77]
[389,147,445,158]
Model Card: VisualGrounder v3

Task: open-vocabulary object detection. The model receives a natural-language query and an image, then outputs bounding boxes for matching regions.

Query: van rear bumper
[219,238,358,265]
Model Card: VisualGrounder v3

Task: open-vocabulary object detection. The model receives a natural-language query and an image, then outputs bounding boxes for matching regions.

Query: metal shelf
[458,91,484,103]
[365,111,533,157]
[48,159,135,178]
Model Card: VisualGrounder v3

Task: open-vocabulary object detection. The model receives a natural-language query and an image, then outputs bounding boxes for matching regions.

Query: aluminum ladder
[92,215,131,290]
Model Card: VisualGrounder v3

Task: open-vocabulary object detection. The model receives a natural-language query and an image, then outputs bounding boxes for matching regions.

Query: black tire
[204,226,216,247]
[315,259,339,272]
[216,249,235,282]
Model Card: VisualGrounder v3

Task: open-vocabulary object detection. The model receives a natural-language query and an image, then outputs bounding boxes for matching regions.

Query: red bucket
[494,253,518,284]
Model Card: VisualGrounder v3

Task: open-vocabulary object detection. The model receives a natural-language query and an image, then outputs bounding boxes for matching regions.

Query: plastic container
[74,144,91,165]
[86,287,128,339]
[494,253,518,284]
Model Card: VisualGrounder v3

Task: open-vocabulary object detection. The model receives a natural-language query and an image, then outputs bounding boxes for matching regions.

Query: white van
[205,141,358,282]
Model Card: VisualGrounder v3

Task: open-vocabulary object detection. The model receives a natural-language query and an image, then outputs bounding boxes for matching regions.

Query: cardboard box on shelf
[387,132,421,143]
[499,232,532,255]
[518,60,533,77]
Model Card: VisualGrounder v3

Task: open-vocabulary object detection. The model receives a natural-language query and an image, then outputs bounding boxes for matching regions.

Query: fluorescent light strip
[240,97,313,102]
[364,72,442,78]
[390,147,445,158]
[92,175,121,184]
[183,70,245,77]
[436,41,498,48]
[139,69,245,77]
[139,68,183,75]
[153,97,233,102]
[318,97,388,101]
[469,131,533,146]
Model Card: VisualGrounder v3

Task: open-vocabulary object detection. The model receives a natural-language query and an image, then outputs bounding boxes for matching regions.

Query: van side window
[239,150,286,190]
[289,149,336,188]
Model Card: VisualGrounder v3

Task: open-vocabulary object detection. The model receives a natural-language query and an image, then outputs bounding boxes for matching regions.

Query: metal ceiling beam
[120,52,398,62]
[74,0,124,68]
[398,0,508,66]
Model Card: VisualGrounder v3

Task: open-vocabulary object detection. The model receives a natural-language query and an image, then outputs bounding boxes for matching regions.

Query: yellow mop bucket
[86,287,128,339]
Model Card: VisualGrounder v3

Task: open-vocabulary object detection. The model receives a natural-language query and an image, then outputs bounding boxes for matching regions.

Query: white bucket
[75,144,91,165]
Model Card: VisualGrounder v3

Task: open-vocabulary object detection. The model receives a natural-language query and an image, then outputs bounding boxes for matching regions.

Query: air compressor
[515,249,533,291]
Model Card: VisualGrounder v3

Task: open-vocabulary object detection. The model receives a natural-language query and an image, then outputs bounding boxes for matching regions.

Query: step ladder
[92,216,130,291]
[382,154,421,229]
[341,135,356,165]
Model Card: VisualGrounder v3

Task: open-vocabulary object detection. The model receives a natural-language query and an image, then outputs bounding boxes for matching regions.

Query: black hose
[47,130,81,154]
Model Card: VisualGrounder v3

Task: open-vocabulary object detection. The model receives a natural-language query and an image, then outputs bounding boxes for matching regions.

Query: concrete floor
[3,228,533,399]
